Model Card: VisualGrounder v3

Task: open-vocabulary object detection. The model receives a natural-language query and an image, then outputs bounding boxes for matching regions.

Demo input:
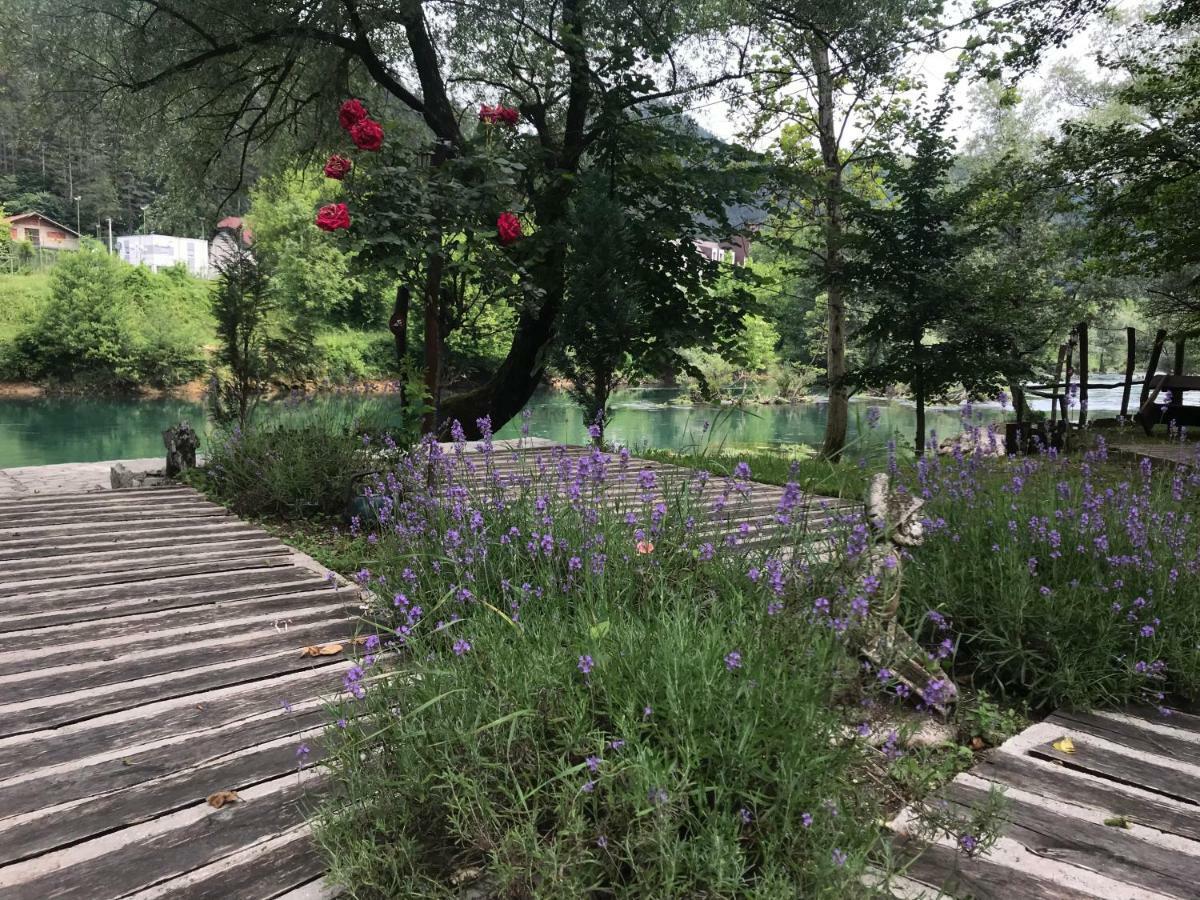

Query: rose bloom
[480,104,519,126]
[323,154,353,180]
[636,540,654,555]
[315,202,351,232]
[338,98,368,131]
[496,211,522,245]
[350,117,384,151]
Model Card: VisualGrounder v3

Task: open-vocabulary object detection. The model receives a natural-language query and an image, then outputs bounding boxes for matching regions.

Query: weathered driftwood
[860,473,958,714]
[162,421,199,476]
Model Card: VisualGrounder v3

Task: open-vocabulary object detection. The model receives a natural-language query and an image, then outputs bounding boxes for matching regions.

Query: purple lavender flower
[453,638,472,656]
[724,650,743,671]
[801,812,813,828]
[578,654,594,675]
[832,848,847,867]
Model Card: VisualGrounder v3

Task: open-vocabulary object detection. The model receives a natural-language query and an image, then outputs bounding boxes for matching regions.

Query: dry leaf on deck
[207,790,241,808]
[1051,736,1076,754]
[299,643,344,657]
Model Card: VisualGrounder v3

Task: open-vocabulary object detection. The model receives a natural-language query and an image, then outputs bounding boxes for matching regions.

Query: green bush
[8,247,212,388]
[315,328,398,382]
[0,272,51,378]
[201,416,368,519]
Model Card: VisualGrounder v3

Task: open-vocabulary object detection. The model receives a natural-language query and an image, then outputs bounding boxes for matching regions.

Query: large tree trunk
[811,38,849,460]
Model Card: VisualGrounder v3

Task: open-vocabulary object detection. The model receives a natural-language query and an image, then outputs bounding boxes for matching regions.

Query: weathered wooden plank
[1121,703,1200,736]
[0,599,356,674]
[0,568,324,630]
[0,616,359,701]
[1047,710,1200,764]
[0,773,325,900]
[0,588,350,653]
[0,727,327,866]
[0,505,229,534]
[975,751,1200,843]
[0,498,227,527]
[0,666,344,782]
[0,486,198,512]
[139,827,326,900]
[0,517,252,545]
[0,552,295,598]
[1029,735,1200,804]
[0,539,287,581]
[0,647,349,737]
[944,780,1200,898]
[0,522,269,558]
[0,707,328,828]
[891,833,1095,900]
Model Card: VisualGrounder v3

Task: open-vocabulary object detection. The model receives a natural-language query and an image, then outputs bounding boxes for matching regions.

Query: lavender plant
[312,422,922,896]
[901,425,1200,710]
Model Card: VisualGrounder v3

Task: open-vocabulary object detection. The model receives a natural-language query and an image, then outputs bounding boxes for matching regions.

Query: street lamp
[140,204,150,236]
[73,196,81,237]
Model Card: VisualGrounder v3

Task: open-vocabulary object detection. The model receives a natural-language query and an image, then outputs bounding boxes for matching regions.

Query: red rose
[496,211,522,245]
[338,98,368,131]
[315,202,351,232]
[349,117,384,151]
[323,154,353,180]
[479,104,519,126]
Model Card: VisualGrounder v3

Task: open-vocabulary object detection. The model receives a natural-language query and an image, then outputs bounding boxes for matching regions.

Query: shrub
[315,328,398,381]
[900,430,1200,710]
[201,415,367,519]
[314,438,912,897]
[8,246,211,388]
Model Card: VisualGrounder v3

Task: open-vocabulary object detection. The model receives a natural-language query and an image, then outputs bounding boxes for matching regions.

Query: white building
[116,234,211,278]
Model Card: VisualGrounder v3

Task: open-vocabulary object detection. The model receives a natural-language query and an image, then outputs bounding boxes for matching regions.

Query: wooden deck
[891,705,1200,898]
[1111,439,1200,470]
[0,484,356,899]
[0,446,857,898]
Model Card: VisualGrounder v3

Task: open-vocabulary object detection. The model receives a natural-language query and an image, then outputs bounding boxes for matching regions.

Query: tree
[209,239,277,431]
[248,169,365,324]
[745,0,1108,458]
[1051,1,1200,328]
[23,0,757,436]
[553,124,754,441]
[846,111,1029,454]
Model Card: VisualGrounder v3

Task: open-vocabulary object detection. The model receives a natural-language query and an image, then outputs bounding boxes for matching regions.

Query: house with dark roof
[3,211,81,250]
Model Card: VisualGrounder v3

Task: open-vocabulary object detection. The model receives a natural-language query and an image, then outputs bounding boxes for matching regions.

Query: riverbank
[0,379,210,401]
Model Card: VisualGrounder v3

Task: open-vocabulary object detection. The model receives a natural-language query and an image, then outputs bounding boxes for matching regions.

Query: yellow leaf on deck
[299,642,344,657]
[207,790,241,808]
[1052,736,1076,754]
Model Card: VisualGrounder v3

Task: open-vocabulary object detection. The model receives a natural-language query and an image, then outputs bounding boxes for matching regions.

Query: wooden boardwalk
[891,705,1200,898]
[0,484,356,899]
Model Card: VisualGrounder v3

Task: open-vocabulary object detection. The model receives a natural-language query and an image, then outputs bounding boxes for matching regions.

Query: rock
[904,719,957,749]
[162,421,200,477]
[110,463,136,489]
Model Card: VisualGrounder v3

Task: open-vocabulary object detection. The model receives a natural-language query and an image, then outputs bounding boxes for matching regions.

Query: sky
[685,2,1125,151]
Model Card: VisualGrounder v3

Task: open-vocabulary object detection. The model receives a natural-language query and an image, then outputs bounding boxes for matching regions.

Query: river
[0,383,1123,469]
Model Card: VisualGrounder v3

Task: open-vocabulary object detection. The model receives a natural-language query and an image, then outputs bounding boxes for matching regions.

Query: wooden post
[1077,320,1089,428]
[1050,343,1067,428]
[1061,336,1075,424]
[1120,327,1136,419]
[1138,328,1168,412]
[1173,338,1187,410]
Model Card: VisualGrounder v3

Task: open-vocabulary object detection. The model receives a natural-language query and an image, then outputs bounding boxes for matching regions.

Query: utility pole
[73,196,81,237]
[107,218,113,254]
[140,205,149,235]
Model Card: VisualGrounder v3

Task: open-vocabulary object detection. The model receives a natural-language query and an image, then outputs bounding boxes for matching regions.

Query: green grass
[636,446,872,499]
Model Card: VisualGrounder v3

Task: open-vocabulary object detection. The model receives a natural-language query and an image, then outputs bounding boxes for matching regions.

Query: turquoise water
[0,387,1021,468]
